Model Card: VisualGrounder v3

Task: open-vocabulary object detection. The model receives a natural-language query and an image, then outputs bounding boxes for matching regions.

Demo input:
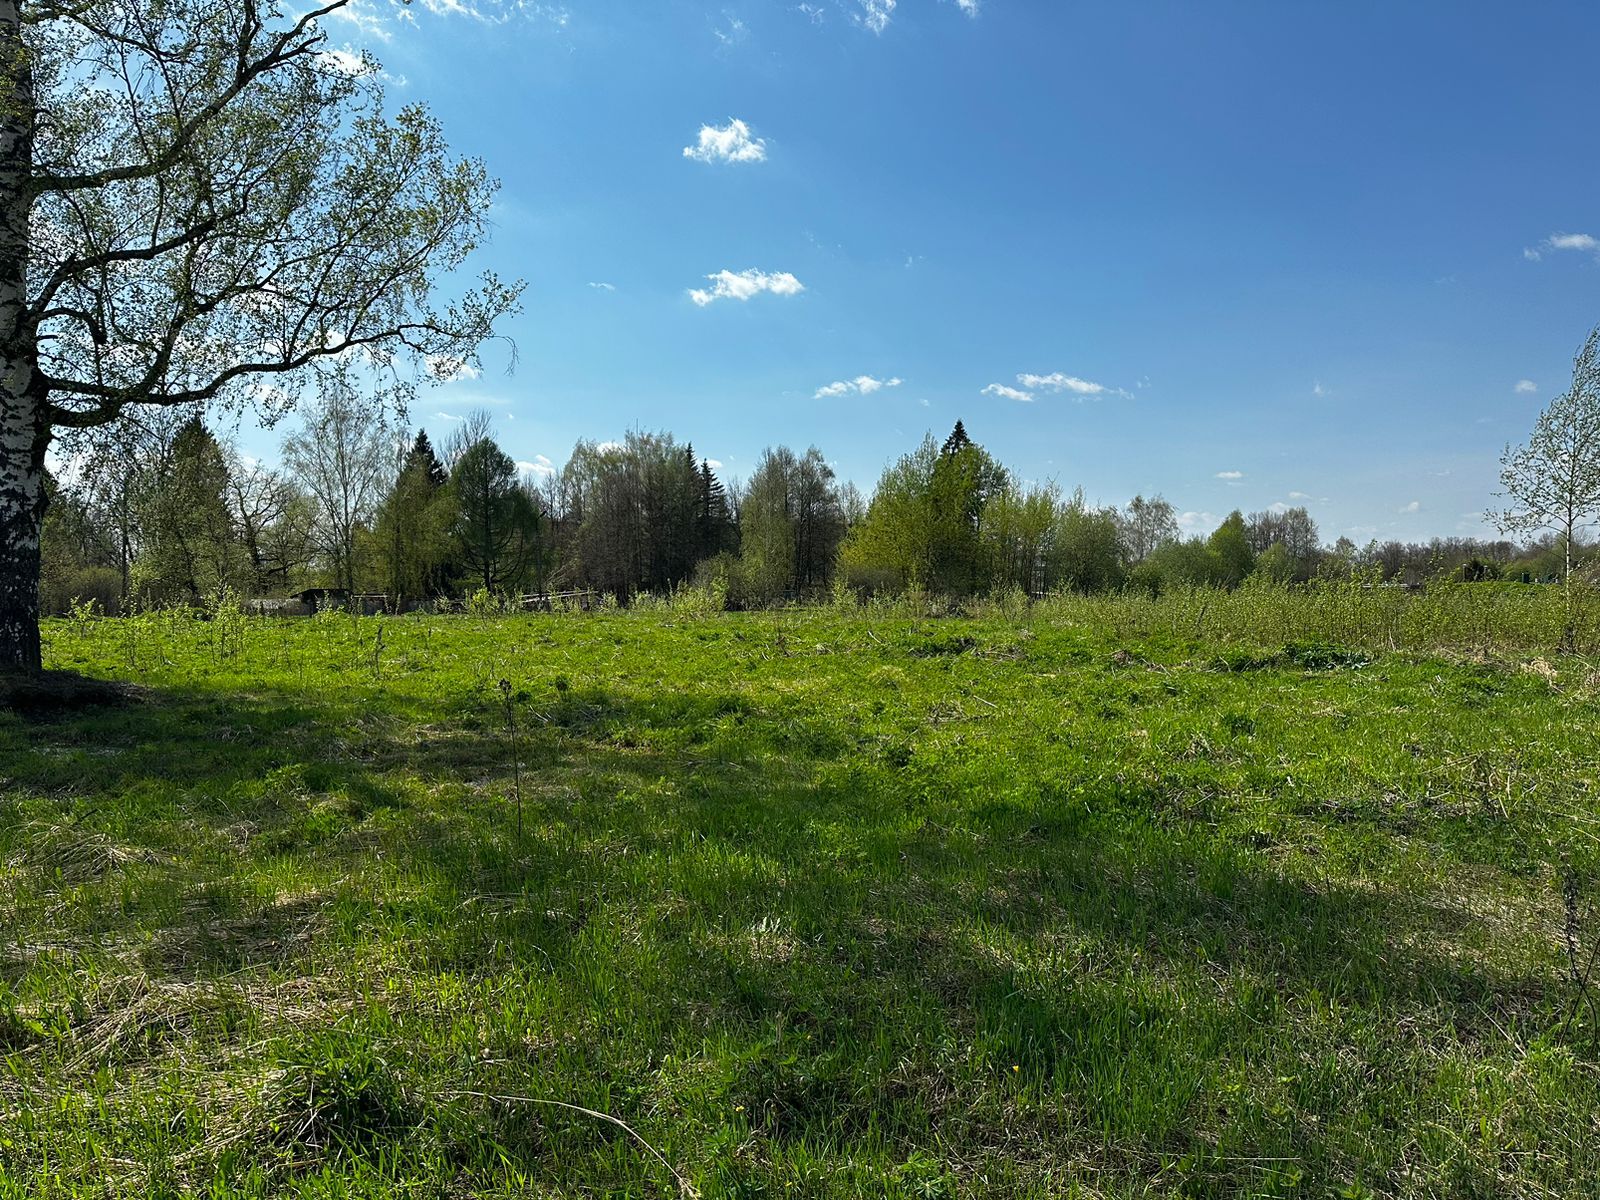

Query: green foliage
[561,432,702,601]
[1207,509,1257,587]
[1138,537,1228,592]
[739,446,844,604]
[373,431,454,602]
[1497,325,1600,572]
[267,1032,414,1153]
[841,434,941,593]
[1254,541,1297,584]
[40,416,1566,625]
[1048,490,1125,592]
[449,438,544,594]
[135,417,246,605]
[928,435,1008,594]
[281,370,398,595]
[39,564,121,619]
[842,429,1010,597]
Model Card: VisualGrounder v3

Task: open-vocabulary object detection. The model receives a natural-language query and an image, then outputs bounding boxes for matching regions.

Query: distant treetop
[941,421,972,456]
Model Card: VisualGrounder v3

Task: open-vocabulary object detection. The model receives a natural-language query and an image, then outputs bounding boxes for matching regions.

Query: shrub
[40,565,123,618]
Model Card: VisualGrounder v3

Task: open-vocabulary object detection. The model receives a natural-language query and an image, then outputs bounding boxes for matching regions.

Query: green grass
[5,599,1600,1197]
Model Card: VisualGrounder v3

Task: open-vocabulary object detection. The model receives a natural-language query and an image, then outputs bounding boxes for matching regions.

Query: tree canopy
[0,0,520,671]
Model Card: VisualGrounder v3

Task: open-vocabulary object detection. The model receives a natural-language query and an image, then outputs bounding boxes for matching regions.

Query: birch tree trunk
[0,0,43,674]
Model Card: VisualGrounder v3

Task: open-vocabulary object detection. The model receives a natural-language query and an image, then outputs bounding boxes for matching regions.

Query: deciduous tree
[1496,327,1600,596]
[1491,326,1600,649]
[1119,495,1179,563]
[282,370,394,594]
[0,0,519,672]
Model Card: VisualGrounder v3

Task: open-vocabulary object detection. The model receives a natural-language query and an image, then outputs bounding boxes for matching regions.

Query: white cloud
[955,0,979,13]
[857,0,896,33]
[1399,500,1421,514]
[1524,232,1600,261]
[713,12,747,46]
[425,354,480,382]
[689,268,804,306]
[982,383,1034,403]
[250,380,294,410]
[1017,372,1111,396]
[418,0,569,25]
[1514,379,1537,394]
[1288,491,1311,500]
[328,0,394,42]
[319,47,371,75]
[588,281,616,292]
[516,455,557,479]
[797,3,826,23]
[1312,381,1327,398]
[705,458,724,470]
[596,440,624,453]
[814,375,903,399]
[1178,510,1218,533]
[324,1,569,48]
[983,372,1127,404]
[998,371,1128,401]
[1216,470,1243,481]
[684,119,767,165]
[1267,501,1290,514]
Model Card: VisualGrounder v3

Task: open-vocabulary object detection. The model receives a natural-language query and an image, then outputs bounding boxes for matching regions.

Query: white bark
[0,0,44,672]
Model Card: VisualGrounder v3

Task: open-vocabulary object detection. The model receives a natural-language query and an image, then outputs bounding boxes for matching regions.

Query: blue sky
[282,0,1600,543]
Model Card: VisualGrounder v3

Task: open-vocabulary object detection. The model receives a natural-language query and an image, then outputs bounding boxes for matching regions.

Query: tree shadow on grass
[0,678,1581,1196]
[4,671,1558,1018]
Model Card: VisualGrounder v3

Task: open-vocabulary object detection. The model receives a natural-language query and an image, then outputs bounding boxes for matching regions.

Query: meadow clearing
[4,585,1600,1198]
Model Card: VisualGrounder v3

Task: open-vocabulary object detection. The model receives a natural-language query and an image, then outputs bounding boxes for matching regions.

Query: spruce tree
[941,420,972,456]
[407,430,448,490]
[138,418,239,603]
[696,459,734,558]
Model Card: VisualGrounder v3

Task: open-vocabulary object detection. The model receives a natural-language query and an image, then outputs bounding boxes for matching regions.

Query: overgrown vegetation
[5,591,1600,1196]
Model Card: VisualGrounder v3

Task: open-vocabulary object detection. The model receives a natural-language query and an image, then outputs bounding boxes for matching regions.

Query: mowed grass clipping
[5,599,1600,1198]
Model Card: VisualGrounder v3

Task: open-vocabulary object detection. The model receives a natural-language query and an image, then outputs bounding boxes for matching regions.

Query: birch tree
[1495,325,1600,646]
[0,0,519,672]
[282,368,393,594]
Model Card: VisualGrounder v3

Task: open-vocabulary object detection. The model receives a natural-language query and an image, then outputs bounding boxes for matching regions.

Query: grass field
[5,594,1600,1197]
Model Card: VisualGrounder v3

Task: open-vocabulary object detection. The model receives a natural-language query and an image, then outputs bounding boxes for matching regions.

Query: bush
[40,565,123,617]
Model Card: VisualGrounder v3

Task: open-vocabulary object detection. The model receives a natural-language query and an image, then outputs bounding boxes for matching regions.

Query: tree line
[40,391,1576,617]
